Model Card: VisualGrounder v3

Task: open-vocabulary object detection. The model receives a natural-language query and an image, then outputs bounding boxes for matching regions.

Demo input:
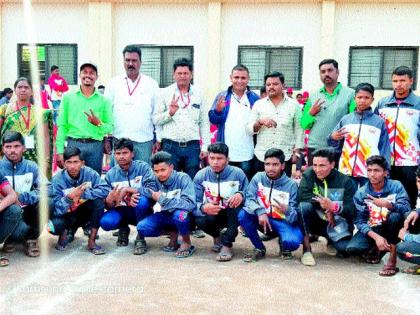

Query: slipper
[379,264,399,277]
[364,247,381,264]
[301,252,316,266]
[2,243,15,253]
[0,256,9,267]
[176,245,196,258]
[217,250,233,262]
[25,240,40,257]
[211,243,223,253]
[87,245,105,255]
[55,236,69,251]
[401,265,420,275]
[161,244,180,252]
[243,248,266,263]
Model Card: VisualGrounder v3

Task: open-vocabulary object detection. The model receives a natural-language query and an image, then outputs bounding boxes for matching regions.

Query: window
[17,44,78,85]
[348,47,418,89]
[238,46,303,89]
[138,46,194,88]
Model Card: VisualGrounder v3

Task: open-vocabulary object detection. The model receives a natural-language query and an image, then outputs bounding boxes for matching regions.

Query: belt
[68,137,100,143]
[162,139,199,148]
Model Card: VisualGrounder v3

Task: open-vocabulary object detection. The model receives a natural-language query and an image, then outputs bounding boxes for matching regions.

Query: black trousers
[49,199,104,236]
[390,165,418,209]
[195,207,241,247]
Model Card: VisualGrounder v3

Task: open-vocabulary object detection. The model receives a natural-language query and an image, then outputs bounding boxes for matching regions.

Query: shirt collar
[76,87,100,99]
[320,82,342,96]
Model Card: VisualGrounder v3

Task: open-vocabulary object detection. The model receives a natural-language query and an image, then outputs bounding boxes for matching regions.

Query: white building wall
[1,3,89,88]
[113,3,208,91]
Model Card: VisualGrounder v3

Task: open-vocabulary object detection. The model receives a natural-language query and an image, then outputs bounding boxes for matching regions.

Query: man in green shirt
[301,59,356,165]
[56,62,113,174]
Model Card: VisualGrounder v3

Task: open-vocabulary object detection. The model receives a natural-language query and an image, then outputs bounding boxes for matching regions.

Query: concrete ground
[0,228,419,315]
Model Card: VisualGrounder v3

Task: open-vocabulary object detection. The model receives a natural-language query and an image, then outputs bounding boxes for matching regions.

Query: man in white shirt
[247,72,304,177]
[208,65,260,179]
[105,45,160,165]
[153,58,210,179]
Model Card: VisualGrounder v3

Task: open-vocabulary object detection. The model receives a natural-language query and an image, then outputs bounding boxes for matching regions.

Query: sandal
[217,250,233,262]
[211,243,223,253]
[364,247,381,264]
[87,245,105,255]
[116,229,129,247]
[55,233,69,251]
[401,265,420,275]
[2,243,15,253]
[243,248,266,263]
[379,264,399,277]
[0,256,9,267]
[133,239,148,255]
[161,244,180,252]
[25,240,40,257]
[279,250,293,260]
[176,245,196,258]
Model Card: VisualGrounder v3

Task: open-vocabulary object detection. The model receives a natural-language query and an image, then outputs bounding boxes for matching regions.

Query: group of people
[0,44,418,278]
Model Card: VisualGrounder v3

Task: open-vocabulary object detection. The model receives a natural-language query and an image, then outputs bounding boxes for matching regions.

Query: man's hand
[128,193,140,207]
[367,195,393,209]
[106,185,122,206]
[398,227,407,241]
[331,127,348,141]
[374,235,391,251]
[202,203,224,216]
[103,136,113,155]
[67,184,87,202]
[313,195,335,212]
[150,190,162,202]
[227,193,243,209]
[258,213,272,234]
[169,94,180,116]
[326,211,335,226]
[152,141,161,154]
[84,109,102,126]
[215,95,226,112]
[259,118,277,128]
[309,99,325,116]
[404,211,419,229]
[199,151,208,160]
[57,154,64,169]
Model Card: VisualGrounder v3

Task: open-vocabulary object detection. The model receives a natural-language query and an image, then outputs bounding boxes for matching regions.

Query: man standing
[154,58,210,179]
[56,62,113,174]
[100,138,157,253]
[301,59,356,164]
[374,66,420,208]
[136,151,196,258]
[0,131,52,257]
[299,148,356,266]
[49,147,107,254]
[105,45,160,164]
[239,148,303,262]
[247,72,304,177]
[48,65,69,124]
[347,156,411,276]
[193,143,248,261]
[208,64,259,179]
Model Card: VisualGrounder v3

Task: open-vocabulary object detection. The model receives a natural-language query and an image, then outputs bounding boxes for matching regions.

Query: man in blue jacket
[347,155,411,276]
[99,138,157,253]
[208,64,259,179]
[193,142,248,261]
[136,151,196,258]
[49,147,108,255]
[0,131,52,257]
[239,148,303,262]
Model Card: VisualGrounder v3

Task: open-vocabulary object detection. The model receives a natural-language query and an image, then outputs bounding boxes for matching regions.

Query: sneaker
[301,252,316,266]
[243,248,266,263]
[279,250,293,260]
[325,244,337,256]
[191,229,205,239]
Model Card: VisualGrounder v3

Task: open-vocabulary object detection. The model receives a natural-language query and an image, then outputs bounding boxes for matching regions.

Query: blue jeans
[52,100,61,125]
[0,205,24,243]
[67,138,104,174]
[397,241,420,265]
[137,210,191,237]
[238,209,303,251]
[100,197,152,231]
[161,139,200,179]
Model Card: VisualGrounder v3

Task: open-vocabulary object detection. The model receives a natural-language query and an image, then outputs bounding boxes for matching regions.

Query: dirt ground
[0,228,419,315]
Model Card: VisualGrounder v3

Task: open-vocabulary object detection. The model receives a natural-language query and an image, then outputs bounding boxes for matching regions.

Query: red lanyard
[180,92,190,108]
[17,103,31,130]
[125,75,141,96]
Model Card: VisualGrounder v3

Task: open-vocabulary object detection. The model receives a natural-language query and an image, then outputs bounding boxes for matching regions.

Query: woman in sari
[0,77,52,175]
